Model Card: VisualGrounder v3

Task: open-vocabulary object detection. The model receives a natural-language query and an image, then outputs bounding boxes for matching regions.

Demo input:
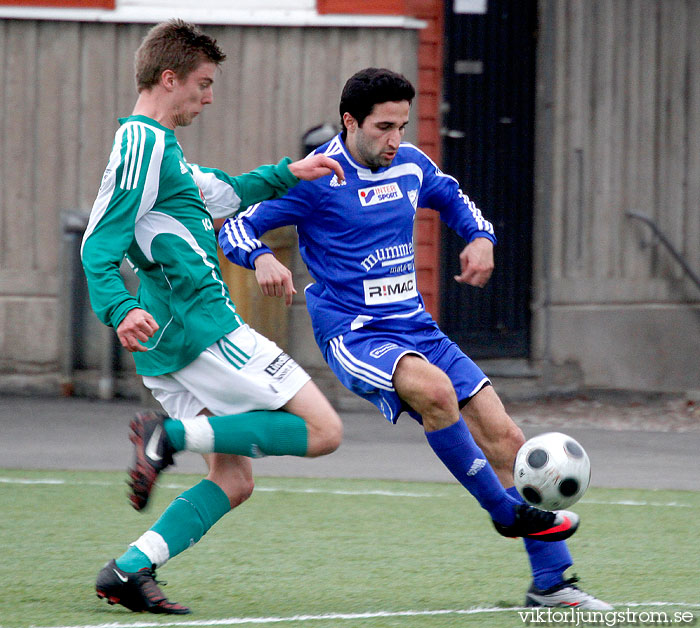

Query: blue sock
[506,486,573,589]
[425,417,517,525]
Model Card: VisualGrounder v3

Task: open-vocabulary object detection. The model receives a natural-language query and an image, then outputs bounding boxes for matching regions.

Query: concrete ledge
[548,304,700,392]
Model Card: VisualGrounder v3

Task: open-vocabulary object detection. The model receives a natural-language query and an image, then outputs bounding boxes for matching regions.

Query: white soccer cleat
[525,577,613,610]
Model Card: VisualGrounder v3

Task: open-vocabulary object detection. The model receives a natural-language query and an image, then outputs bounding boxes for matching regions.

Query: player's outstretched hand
[288,154,345,183]
[117,308,159,352]
[254,253,297,306]
[454,237,494,288]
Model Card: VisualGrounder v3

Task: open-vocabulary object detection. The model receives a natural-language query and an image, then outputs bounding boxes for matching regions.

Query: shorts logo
[363,272,418,305]
[264,352,299,382]
[369,343,399,359]
[358,183,403,206]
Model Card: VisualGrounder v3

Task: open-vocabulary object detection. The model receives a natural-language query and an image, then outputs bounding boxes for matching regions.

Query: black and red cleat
[127,410,175,511]
[493,504,579,542]
[96,559,191,614]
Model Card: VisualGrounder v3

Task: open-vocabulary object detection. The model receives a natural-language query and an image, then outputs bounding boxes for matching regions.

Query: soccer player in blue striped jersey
[84,20,345,615]
[220,68,611,610]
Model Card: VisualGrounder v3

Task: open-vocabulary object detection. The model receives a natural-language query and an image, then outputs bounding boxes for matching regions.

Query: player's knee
[307,412,343,456]
[420,375,458,416]
[206,456,255,508]
[220,477,255,508]
[324,414,343,452]
[236,477,256,505]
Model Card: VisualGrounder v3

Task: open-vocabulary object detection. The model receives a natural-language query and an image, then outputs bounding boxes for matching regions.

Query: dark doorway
[440,0,537,358]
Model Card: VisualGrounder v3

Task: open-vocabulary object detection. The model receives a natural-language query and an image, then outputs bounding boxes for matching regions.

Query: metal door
[440,0,537,358]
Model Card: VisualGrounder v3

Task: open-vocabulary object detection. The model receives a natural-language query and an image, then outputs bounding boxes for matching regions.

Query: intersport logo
[358,183,403,206]
[363,272,417,305]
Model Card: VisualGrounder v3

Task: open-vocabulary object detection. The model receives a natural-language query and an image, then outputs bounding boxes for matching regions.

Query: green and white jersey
[81,115,299,376]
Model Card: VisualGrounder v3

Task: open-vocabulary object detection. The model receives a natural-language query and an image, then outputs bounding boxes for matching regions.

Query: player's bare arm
[288,154,345,183]
[454,237,494,288]
[117,308,159,352]
[254,253,296,306]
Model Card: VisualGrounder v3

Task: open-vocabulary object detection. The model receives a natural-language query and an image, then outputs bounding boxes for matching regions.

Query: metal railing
[626,211,700,291]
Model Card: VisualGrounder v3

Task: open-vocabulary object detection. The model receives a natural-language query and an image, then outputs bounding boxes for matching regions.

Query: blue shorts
[323,319,490,424]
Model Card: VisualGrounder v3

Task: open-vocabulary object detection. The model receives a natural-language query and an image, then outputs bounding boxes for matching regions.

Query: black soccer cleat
[492,503,579,542]
[96,559,191,614]
[127,410,175,511]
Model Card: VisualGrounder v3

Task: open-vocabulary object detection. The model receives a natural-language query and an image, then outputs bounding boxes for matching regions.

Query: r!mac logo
[363,273,417,305]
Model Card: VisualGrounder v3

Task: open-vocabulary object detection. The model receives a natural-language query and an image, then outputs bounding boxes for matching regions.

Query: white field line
[0,476,695,507]
[15,602,700,628]
[581,498,693,508]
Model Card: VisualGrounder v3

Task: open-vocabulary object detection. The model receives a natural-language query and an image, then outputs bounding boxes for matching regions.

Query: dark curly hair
[339,68,415,136]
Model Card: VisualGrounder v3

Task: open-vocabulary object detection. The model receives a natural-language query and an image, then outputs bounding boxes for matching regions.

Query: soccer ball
[513,432,591,510]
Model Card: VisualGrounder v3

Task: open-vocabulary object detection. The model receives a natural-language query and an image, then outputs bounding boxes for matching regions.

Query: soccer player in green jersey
[82,20,344,615]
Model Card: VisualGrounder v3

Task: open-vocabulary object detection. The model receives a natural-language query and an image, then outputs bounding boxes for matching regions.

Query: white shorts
[142,325,311,419]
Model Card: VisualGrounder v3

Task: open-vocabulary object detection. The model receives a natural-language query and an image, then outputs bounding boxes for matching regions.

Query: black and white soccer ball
[513,432,591,511]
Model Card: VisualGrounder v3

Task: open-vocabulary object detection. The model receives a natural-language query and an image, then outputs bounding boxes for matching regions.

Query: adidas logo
[329,174,346,187]
[467,458,487,476]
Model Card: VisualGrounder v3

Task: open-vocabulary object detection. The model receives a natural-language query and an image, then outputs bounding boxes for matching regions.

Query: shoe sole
[97,589,191,614]
[127,416,159,511]
[96,588,144,612]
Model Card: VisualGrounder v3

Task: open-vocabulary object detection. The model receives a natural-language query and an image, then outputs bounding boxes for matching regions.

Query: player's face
[170,61,216,127]
[345,100,410,169]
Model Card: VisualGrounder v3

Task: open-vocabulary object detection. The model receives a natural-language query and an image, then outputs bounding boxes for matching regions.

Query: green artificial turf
[0,469,697,627]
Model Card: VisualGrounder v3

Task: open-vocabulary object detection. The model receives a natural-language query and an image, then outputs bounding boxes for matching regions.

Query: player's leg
[325,330,577,541]
[118,452,247,570]
[133,452,252,566]
[157,379,341,461]
[98,449,251,615]
[461,387,610,609]
[161,326,340,459]
[461,387,572,584]
[99,327,341,614]
[130,326,341,509]
[459,385,524,485]
[392,354,520,525]
[280,378,343,457]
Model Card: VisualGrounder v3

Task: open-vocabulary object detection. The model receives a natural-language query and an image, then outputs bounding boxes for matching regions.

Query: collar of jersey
[331,134,402,176]
[118,115,174,134]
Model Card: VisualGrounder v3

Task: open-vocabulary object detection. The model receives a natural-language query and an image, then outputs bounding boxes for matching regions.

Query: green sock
[163,418,185,451]
[118,479,231,569]
[211,411,308,457]
[165,410,308,458]
[115,546,151,573]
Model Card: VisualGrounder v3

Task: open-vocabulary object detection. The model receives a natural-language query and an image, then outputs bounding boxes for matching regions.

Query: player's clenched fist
[117,308,159,352]
[454,237,494,288]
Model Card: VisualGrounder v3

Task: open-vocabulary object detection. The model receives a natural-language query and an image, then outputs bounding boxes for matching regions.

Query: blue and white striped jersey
[219,133,495,346]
